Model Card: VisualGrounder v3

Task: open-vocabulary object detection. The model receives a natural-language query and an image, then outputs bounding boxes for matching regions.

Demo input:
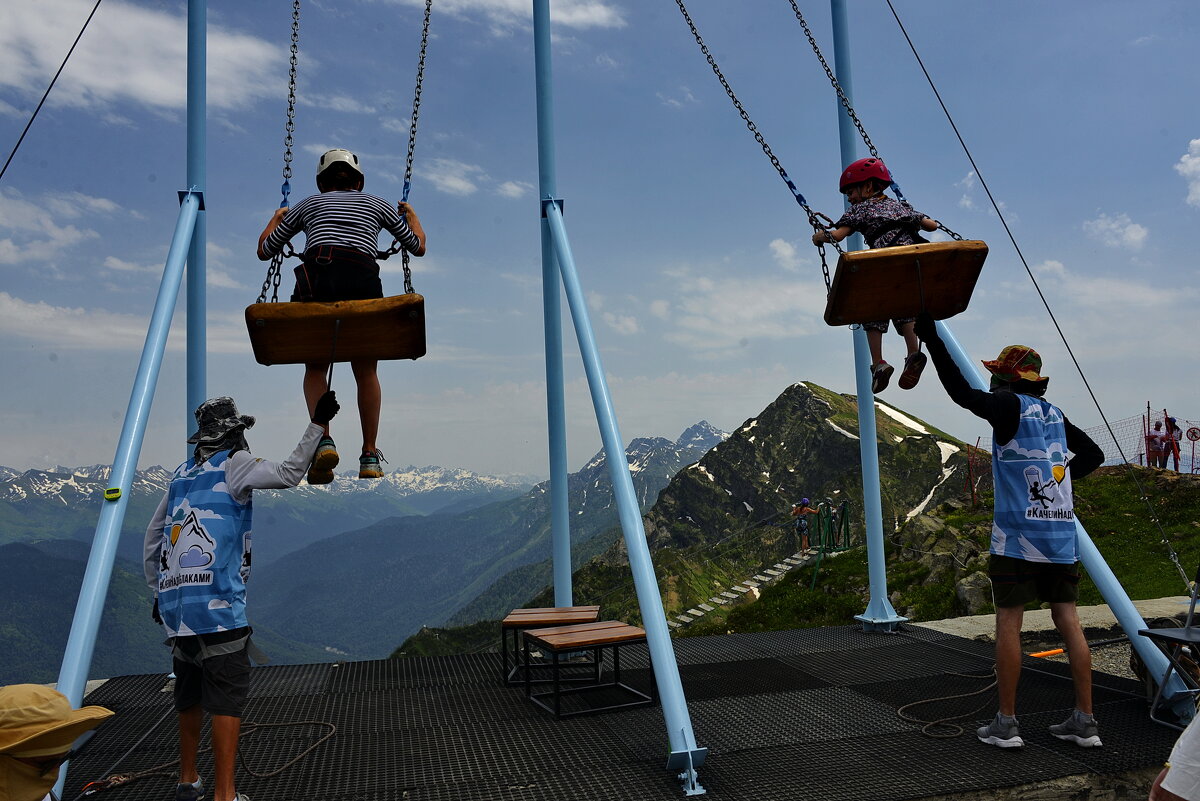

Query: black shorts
[988,554,1080,608]
[172,629,252,717]
[292,245,383,302]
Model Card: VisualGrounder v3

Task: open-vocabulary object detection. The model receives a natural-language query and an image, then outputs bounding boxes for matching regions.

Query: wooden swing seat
[245,294,426,365]
[823,240,988,326]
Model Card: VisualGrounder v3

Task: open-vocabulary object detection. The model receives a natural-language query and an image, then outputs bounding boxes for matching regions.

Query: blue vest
[991,394,1077,564]
[155,451,253,636]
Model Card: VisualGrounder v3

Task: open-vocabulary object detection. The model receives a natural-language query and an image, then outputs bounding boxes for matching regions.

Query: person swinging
[257,149,426,483]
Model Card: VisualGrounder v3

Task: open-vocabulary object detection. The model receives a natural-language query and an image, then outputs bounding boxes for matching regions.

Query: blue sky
[1,0,1197,477]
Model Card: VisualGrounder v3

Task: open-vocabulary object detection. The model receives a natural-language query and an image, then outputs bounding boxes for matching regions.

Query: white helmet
[317,148,363,178]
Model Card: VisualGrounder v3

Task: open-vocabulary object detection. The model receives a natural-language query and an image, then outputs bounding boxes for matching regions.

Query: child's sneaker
[1048,709,1102,747]
[359,449,388,479]
[870,361,894,394]
[306,465,335,485]
[898,351,927,390]
[976,712,1023,748]
[312,436,339,470]
[176,778,206,801]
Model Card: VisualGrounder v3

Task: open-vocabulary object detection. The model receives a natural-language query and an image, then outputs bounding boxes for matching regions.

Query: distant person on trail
[0,684,112,801]
[143,393,338,801]
[257,148,427,483]
[811,157,940,394]
[1148,421,1167,468]
[914,313,1105,750]
[791,498,818,553]
[1166,417,1184,472]
[1150,714,1200,800]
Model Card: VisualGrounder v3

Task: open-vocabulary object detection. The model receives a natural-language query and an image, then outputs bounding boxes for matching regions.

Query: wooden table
[522,620,655,718]
[500,606,600,685]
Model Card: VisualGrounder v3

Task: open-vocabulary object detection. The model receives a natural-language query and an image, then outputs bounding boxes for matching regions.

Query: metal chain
[280,0,301,207]
[395,0,432,295]
[672,0,841,290]
[786,0,879,162]
[257,253,283,304]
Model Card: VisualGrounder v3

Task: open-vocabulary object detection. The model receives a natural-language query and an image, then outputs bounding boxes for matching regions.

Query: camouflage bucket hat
[981,345,1049,386]
[187,397,255,444]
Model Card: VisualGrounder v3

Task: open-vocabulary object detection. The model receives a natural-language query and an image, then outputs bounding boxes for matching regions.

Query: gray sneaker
[1049,709,1102,747]
[175,779,205,801]
[976,712,1024,748]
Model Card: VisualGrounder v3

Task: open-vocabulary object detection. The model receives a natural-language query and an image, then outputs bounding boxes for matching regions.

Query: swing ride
[26,1,1193,798]
[244,0,432,367]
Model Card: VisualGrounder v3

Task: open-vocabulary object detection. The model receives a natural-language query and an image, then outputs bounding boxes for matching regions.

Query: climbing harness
[246,0,432,367]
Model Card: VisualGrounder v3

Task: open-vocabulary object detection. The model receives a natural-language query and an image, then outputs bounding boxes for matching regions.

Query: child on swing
[257,148,426,484]
[811,157,940,393]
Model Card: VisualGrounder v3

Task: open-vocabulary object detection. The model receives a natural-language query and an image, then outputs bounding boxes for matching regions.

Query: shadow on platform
[67,625,1175,800]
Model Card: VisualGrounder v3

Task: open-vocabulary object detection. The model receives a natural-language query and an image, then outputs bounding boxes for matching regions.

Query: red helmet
[839,157,892,193]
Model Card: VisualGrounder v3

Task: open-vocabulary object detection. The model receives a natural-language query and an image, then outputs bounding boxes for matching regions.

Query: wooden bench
[500,606,600,685]
[522,620,656,718]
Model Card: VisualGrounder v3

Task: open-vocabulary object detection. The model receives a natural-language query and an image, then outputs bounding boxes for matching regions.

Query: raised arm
[257,207,290,261]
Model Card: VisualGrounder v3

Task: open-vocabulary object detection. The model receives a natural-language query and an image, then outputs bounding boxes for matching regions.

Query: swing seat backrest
[823,240,988,326]
[245,294,426,365]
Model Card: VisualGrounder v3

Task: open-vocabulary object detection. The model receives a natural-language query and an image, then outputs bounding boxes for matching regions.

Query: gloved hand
[151,597,162,625]
[312,390,340,424]
[913,311,938,343]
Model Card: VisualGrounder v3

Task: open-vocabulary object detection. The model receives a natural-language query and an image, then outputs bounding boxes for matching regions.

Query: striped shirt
[261,190,420,258]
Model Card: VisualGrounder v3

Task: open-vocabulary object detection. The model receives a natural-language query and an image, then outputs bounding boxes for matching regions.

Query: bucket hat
[187,397,255,445]
[0,685,112,758]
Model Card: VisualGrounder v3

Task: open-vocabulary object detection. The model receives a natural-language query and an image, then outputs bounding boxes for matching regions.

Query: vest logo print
[1021,465,1074,521]
[159,509,216,590]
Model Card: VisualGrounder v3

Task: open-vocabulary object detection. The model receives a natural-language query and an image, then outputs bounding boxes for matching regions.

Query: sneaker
[306,465,335,485]
[313,436,339,470]
[976,712,1024,748]
[870,361,894,394]
[1049,709,1102,747]
[897,351,927,390]
[176,779,205,801]
[359,449,388,479]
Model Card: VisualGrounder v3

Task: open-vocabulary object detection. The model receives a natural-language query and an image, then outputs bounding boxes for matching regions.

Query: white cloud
[957,171,977,210]
[0,189,101,265]
[0,291,249,354]
[657,86,697,109]
[422,158,486,196]
[1175,139,1200,207]
[496,180,533,199]
[649,299,670,319]
[0,0,283,113]
[664,271,825,354]
[602,312,639,335]
[388,0,625,31]
[769,238,802,271]
[1082,212,1147,251]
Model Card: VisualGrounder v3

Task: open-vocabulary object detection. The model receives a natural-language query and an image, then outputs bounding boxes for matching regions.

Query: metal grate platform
[63,625,1176,800]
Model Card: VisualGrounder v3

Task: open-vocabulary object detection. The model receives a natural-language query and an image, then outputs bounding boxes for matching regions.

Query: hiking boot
[306,465,335,485]
[897,351,927,390]
[1049,709,1102,747]
[870,361,894,394]
[312,436,339,470]
[175,779,205,801]
[359,449,388,479]
[976,713,1023,748]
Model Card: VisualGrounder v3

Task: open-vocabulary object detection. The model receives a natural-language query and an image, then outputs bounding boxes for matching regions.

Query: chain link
[386,0,432,295]
[280,0,300,206]
[672,0,840,290]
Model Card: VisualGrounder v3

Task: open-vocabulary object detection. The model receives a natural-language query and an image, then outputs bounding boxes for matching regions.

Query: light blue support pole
[185,0,207,442]
[544,205,706,794]
[532,0,572,605]
[829,0,905,630]
[936,320,1189,717]
[54,193,201,798]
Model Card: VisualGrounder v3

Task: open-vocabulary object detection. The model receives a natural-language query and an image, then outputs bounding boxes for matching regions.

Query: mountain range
[0,421,726,681]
